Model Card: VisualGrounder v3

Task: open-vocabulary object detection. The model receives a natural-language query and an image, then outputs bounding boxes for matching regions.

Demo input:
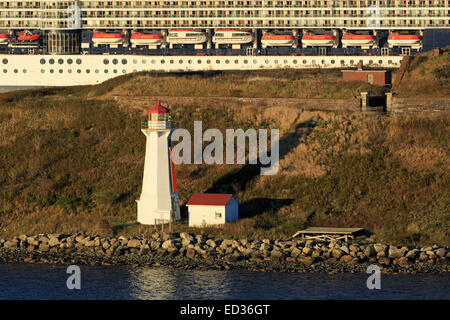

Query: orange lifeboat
[341,34,376,49]
[388,33,422,49]
[17,31,40,42]
[261,34,295,48]
[301,34,336,48]
[0,33,9,44]
[130,32,164,46]
[91,32,125,46]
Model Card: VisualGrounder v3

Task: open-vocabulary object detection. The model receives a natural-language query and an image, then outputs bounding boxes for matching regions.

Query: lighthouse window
[58,59,64,64]
[121,59,127,65]
[112,59,118,65]
[76,58,82,65]
[49,59,55,64]
[40,59,46,65]
[103,58,109,65]
[2,58,8,65]
[67,59,73,65]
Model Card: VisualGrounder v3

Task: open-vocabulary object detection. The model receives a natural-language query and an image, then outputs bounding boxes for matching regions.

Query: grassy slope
[0,62,449,246]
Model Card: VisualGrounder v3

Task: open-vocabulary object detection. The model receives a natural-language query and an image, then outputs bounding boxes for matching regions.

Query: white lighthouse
[136,100,181,225]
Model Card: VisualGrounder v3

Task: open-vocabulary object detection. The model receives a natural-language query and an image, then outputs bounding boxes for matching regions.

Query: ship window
[104,69,108,73]
[122,59,127,65]
[3,69,6,73]
[284,60,288,64]
[215,33,224,37]
[2,59,8,64]
[50,69,54,73]
[67,59,73,65]
[274,60,278,64]
[170,59,174,64]
[378,60,383,65]
[161,59,165,64]
[133,69,137,73]
[321,60,325,64]
[41,69,45,73]
[188,60,192,64]
[216,60,220,64]
[59,69,63,73]
[49,59,55,64]
[58,59,64,64]
[350,60,355,64]
[86,69,90,73]
[303,60,307,64]
[234,59,239,64]
[113,69,117,73]
[207,60,211,64]
[122,70,126,74]
[388,60,393,64]
[13,69,18,73]
[312,60,316,64]
[76,59,82,65]
[40,59,46,65]
[369,60,373,64]
[179,60,183,64]
[225,59,229,64]
[142,59,147,64]
[151,60,155,64]
[68,69,72,73]
[112,59,118,65]
[331,60,335,64]
[103,58,109,65]
[253,60,257,64]
[23,69,27,73]
[198,60,202,64]
[77,69,81,73]
[95,69,99,73]
[293,60,297,64]
[244,59,248,64]
[133,59,137,64]
[341,60,345,64]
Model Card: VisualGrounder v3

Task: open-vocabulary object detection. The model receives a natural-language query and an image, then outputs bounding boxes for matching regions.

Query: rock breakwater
[1,232,448,273]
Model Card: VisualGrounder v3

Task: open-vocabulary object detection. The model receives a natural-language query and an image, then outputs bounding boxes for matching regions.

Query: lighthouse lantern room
[136,100,181,225]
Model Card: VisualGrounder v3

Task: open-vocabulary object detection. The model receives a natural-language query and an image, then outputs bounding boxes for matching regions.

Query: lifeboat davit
[130,32,164,46]
[166,29,206,47]
[388,34,422,49]
[212,29,253,45]
[302,34,336,48]
[341,34,376,49]
[261,34,295,48]
[17,31,40,42]
[91,32,125,46]
[0,33,9,44]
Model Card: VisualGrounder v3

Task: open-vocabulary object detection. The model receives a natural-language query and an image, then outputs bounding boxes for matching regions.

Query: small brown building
[341,69,390,86]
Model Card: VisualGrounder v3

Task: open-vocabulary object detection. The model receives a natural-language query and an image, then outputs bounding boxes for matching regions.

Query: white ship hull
[0,54,403,87]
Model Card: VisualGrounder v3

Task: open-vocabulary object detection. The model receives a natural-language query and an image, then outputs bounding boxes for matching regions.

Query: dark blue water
[0,263,448,300]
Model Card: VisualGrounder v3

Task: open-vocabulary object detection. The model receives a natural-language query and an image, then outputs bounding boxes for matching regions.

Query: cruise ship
[0,0,448,86]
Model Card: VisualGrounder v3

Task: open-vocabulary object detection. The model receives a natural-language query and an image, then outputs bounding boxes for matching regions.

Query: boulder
[332,248,345,259]
[388,247,405,259]
[364,245,376,257]
[162,240,174,249]
[298,257,315,266]
[39,243,50,252]
[405,249,419,259]
[302,247,313,256]
[373,243,388,253]
[206,239,217,248]
[84,240,96,247]
[48,237,60,248]
[378,257,391,265]
[436,248,446,257]
[4,240,18,249]
[127,239,141,248]
[291,247,301,258]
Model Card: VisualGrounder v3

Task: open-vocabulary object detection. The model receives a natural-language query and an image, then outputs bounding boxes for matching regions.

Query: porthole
[151,59,155,64]
[207,60,211,64]
[50,69,54,73]
[179,60,183,64]
[244,59,248,64]
[350,60,355,64]
[13,69,18,73]
[77,69,81,74]
[67,59,73,65]
[58,59,64,64]
[122,70,126,74]
[142,59,147,64]
[216,60,220,64]
[274,60,278,64]
[121,59,127,65]
[86,69,90,73]
[133,69,137,73]
[303,60,307,64]
[68,69,72,74]
[253,59,257,64]
[321,60,325,64]
[76,58,82,65]
[103,58,109,65]
[161,59,165,64]
[133,59,137,64]
[225,59,229,64]
[234,59,239,64]
[95,69,99,73]
[388,60,393,64]
[265,60,269,64]
[49,59,55,65]
[2,58,8,64]
[368,60,373,64]
[293,60,298,64]
[113,69,117,73]
[341,60,345,64]
[112,59,118,65]
[312,60,316,64]
[104,69,108,73]
[40,59,46,65]
[40,69,45,73]
[59,69,63,73]
[378,60,383,65]
[23,69,27,73]
[196,59,201,64]
[284,60,288,64]
[170,59,174,64]
[2,69,6,73]
[331,60,335,64]
[188,59,192,64]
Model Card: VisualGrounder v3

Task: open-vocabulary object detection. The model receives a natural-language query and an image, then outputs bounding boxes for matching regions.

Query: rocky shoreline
[1,232,449,273]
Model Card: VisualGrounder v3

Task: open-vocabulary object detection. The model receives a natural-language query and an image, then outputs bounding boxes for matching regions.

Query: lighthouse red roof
[187,193,233,206]
[148,100,168,114]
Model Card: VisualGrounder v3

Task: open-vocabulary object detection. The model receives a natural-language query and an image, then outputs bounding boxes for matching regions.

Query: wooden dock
[291,227,364,242]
